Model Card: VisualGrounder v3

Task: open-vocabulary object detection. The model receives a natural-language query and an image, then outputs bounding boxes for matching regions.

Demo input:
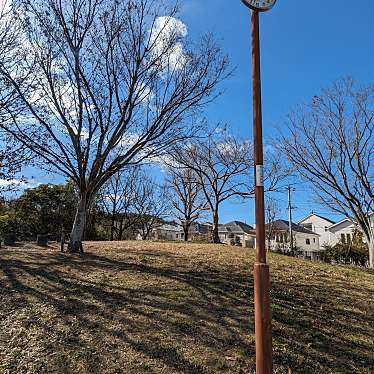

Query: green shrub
[321,231,368,266]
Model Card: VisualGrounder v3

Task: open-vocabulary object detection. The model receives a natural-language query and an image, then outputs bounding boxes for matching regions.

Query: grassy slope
[0,241,373,374]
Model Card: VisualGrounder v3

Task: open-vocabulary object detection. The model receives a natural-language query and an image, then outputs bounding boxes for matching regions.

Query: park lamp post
[241,0,277,373]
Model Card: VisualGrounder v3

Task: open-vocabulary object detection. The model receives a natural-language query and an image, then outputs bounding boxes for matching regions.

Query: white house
[266,219,321,260]
[299,212,374,248]
[218,221,256,247]
[298,213,336,247]
[138,222,212,242]
[150,223,180,241]
[327,218,359,247]
[298,213,358,248]
[330,214,374,245]
[176,222,212,241]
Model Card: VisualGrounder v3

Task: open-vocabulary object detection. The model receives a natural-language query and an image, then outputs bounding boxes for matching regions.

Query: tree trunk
[110,214,116,241]
[183,222,190,242]
[368,237,374,269]
[118,218,124,240]
[68,194,88,253]
[141,225,150,240]
[212,208,220,244]
[109,200,117,241]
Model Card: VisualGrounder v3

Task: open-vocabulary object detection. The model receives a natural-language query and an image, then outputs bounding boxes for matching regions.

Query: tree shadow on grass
[0,248,373,373]
[0,250,254,373]
[271,280,374,372]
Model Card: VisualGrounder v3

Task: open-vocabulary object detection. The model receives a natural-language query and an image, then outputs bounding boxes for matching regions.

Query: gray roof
[266,220,318,235]
[155,224,180,232]
[219,221,255,235]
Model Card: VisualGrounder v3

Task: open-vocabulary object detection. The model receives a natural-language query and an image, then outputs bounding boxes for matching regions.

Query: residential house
[298,213,336,247]
[327,218,358,247]
[149,223,180,241]
[329,213,374,246]
[218,221,256,248]
[176,222,212,241]
[299,212,374,248]
[266,219,321,260]
[138,222,212,242]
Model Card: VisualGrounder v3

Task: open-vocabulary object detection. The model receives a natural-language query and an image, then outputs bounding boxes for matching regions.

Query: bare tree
[134,177,170,240]
[97,167,140,241]
[0,0,228,251]
[0,0,29,188]
[279,78,374,268]
[265,197,280,251]
[0,0,19,116]
[172,129,286,243]
[166,166,207,241]
[171,131,252,243]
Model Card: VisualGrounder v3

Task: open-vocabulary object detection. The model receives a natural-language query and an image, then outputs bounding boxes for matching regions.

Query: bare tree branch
[165,166,208,241]
[279,78,374,268]
[0,0,228,251]
[169,129,251,243]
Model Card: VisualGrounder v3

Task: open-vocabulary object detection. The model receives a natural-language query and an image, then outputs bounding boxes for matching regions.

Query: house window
[176,234,178,239]
[306,238,311,245]
[341,233,346,244]
[313,238,316,243]
[346,233,351,244]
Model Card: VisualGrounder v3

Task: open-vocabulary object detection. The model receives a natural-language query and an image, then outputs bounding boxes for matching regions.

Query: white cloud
[150,16,188,72]
[216,141,236,155]
[28,82,91,140]
[71,125,90,140]
[116,133,162,163]
[216,140,250,160]
[0,178,41,189]
[118,133,141,149]
[0,0,10,15]
[135,81,154,105]
[0,179,25,187]
[152,153,178,169]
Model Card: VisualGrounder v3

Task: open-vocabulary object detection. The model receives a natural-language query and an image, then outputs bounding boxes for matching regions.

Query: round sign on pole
[241,0,277,12]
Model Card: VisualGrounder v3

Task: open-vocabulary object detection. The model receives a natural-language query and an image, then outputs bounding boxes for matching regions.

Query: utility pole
[287,185,294,253]
[241,1,277,373]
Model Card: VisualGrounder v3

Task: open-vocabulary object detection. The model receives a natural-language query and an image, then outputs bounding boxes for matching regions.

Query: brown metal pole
[251,9,274,374]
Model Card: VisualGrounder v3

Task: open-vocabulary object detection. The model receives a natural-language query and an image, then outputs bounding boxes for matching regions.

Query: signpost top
[241,0,277,12]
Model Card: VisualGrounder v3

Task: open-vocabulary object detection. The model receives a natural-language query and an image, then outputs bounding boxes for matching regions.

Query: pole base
[253,262,273,373]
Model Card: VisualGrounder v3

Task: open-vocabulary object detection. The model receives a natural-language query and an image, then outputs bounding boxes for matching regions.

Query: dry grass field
[0,241,373,374]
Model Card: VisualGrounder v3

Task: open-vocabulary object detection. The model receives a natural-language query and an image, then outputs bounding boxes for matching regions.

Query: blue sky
[16,0,374,226]
[176,0,374,225]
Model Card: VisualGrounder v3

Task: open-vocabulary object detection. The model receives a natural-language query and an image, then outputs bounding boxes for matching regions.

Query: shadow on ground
[0,243,373,374]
